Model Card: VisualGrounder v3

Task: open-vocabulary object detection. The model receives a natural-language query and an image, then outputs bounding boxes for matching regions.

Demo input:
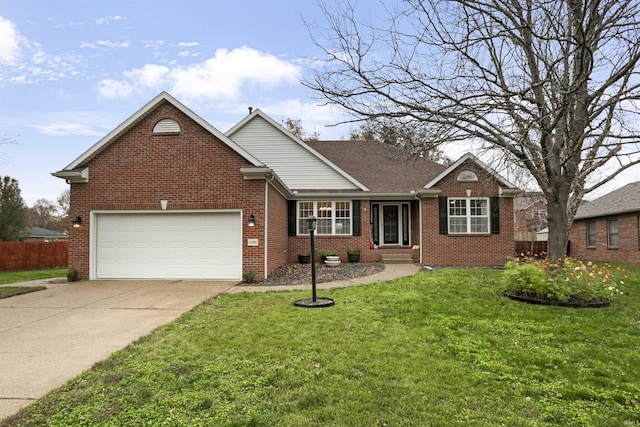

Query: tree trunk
[546,196,570,262]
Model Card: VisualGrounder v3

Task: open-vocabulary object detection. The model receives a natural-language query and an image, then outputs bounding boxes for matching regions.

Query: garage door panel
[95,212,242,280]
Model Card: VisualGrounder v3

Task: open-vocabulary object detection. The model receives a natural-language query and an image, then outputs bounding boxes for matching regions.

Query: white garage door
[94,212,242,280]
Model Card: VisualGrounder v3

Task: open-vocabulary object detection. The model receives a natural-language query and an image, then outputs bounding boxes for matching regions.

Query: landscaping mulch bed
[247,262,385,287]
[503,290,610,308]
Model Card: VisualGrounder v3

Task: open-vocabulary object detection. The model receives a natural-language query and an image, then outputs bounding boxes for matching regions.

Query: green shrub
[319,249,338,257]
[66,269,79,282]
[243,270,256,283]
[502,257,627,303]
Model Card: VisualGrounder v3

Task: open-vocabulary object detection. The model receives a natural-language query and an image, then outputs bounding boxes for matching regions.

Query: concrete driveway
[0,279,236,420]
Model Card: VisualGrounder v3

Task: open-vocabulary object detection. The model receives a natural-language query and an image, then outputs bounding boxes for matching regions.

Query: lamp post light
[294,215,334,308]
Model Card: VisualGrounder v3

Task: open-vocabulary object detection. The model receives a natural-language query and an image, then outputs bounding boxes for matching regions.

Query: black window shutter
[352,200,361,236]
[490,197,500,234]
[287,200,297,236]
[439,197,448,234]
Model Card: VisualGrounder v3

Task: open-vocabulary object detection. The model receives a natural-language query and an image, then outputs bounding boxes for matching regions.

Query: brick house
[513,192,548,241]
[52,92,519,281]
[569,182,640,264]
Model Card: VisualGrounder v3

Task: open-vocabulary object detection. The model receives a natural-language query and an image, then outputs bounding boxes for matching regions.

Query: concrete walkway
[0,264,418,421]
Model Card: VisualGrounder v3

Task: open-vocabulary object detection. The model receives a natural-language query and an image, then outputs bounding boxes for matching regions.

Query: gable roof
[575,182,640,219]
[30,227,68,239]
[226,109,368,191]
[423,153,519,196]
[306,140,447,193]
[52,92,264,181]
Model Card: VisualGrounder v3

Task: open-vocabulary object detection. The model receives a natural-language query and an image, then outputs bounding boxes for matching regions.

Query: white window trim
[448,197,490,235]
[297,201,352,236]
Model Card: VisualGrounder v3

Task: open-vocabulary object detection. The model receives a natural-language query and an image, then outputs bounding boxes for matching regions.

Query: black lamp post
[308,215,318,302]
[294,215,334,308]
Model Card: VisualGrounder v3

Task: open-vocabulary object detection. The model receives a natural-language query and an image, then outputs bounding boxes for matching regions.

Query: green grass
[5,266,640,426]
[0,286,46,299]
[0,268,67,285]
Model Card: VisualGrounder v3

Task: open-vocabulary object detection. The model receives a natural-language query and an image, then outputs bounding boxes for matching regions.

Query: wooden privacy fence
[0,241,68,272]
[514,241,548,258]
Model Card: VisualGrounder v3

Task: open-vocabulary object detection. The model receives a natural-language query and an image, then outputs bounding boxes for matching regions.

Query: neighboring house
[28,227,68,242]
[52,92,520,281]
[513,192,548,241]
[569,182,640,264]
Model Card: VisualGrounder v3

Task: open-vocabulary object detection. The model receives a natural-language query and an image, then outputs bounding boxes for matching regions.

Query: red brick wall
[266,186,289,277]
[68,100,267,279]
[421,162,515,267]
[569,214,640,264]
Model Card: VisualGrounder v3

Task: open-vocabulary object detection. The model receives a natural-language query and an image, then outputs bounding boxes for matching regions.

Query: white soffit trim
[63,92,264,171]
[424,152,518,190]
[226,109,369,192]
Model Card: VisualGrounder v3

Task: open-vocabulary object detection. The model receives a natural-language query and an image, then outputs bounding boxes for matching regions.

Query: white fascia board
[424,152,518,190]
[51,167,89,183]
[227,109,369,192]
[63,92,264,171]
[241,167,292,198]
[290,191,417,200]
[499,187,522,197]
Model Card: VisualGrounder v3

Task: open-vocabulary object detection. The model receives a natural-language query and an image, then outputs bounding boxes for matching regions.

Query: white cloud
[96,16,123,25]
[98,46,301,102]
[177,42,200,47]
[96,40,131,48]
[124,64,169,88]
[0,16,25,65]
[98,79,133,98]
[34,122,103,136]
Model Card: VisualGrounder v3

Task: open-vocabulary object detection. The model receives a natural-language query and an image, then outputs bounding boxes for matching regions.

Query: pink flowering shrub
[502,256,627,303]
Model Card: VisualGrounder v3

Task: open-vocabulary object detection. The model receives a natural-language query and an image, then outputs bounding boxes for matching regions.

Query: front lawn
[0,268,67,285]
[5,267,640,426]
[0,286,46,299]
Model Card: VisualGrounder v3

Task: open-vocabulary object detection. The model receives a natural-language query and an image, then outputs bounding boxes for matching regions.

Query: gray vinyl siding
[229,116,359,190]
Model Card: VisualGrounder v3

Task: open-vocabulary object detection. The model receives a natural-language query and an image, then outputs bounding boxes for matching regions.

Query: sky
[0,1,638,207]
[0,0,370,206]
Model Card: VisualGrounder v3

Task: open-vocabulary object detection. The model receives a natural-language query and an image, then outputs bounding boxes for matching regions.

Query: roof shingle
[575,182,640,219]
[306,140,447,193]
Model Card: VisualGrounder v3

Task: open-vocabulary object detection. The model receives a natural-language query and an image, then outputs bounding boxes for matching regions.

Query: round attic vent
[153,118,181,134]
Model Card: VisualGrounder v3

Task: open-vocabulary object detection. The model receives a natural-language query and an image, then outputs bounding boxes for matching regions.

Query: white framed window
[298,201,352,235]
[448,198,489,234]
[586,221,596,248]
[532,210,547,219]
[608,219,619,247]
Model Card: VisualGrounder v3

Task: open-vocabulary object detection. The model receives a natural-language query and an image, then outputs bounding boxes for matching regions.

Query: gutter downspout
[415,193,423,265]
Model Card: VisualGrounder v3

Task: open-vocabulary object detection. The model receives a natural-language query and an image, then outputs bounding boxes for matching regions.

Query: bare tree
[305,0,640,260]
[27,198,59,230]
[282,118,321,141]
[350,119,452,163]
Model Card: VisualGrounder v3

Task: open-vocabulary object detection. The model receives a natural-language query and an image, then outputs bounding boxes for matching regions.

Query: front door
[372,202,411,246]
[383,205,400,245]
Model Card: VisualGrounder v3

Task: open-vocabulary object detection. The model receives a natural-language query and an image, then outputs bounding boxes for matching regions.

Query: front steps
[381,253,414,264]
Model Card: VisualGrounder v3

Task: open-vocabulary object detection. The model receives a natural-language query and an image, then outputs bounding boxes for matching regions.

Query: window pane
[450,217,467,233]
[470,199,487,216]
[449,199,466,216]
[317,218,332,234]
[335,201,351,235]
[586,222,596,247]
[298,202,314,234]
[470,217,489,233]
[608,220,619,247]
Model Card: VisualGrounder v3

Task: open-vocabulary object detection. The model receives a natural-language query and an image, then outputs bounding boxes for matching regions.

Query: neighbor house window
[298,201,351,235]
[448,198,489,234]
[608,219,619,247]
[532,210,547,219]
[586,221,596,248]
